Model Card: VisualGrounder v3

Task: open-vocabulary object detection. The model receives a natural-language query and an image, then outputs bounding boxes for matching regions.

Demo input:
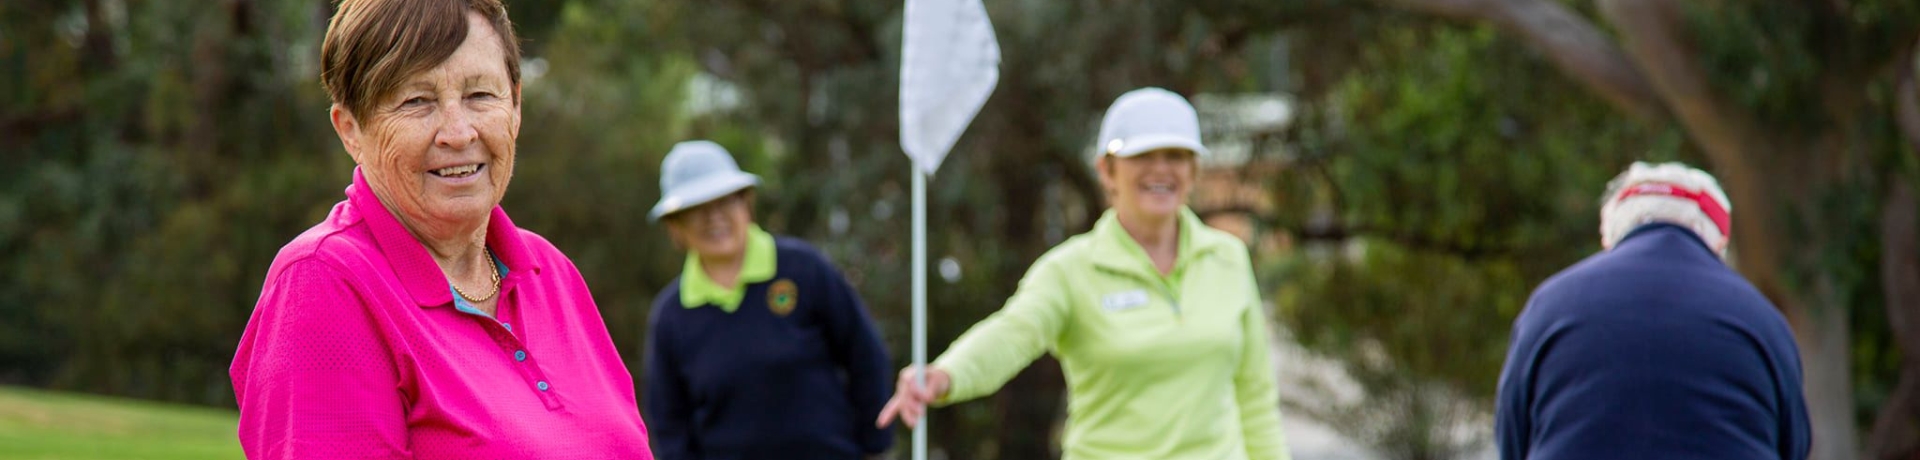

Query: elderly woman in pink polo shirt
[227,0,652,458]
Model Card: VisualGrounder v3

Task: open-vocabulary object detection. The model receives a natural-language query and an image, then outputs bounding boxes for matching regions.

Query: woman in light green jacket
[876,87,1291,460]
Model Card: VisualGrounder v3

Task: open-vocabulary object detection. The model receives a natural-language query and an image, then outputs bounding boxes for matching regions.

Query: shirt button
[536,381,550,391]
[514,350,527,362]
[502,322,512,332]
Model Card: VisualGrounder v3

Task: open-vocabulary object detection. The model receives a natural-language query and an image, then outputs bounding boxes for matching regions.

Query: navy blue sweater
[644,237,894,460]
[1496,223,1810,460]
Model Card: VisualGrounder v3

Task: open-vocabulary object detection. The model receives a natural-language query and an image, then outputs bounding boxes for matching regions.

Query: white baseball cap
[1097,87,1209,158]
[648,140,761,222]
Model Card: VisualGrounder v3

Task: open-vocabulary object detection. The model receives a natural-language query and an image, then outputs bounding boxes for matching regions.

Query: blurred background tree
[1332,1,1920,458]
[1,1,1916,459]
[1267,18,1689,458]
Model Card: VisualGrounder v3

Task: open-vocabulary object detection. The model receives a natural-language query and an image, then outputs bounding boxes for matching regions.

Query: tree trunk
[1803,292,1863,460]
[1595,2,1858,456]
[1381,0,1873,456]
[1382,0,1666,121]
[1867,44,1920,460]
[80,0,117,73]
[1868,182,1920,460]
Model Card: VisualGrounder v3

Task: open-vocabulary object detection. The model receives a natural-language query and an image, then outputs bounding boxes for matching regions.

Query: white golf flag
[899,0,1000,176]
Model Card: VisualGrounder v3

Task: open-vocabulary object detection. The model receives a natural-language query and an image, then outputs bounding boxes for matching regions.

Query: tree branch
[82,0,117,73]
[1594,0,1770,171]
[0,110,83,146]
[1381,0,1668,121]
[1594,0,1787,297]
[731,0,884,70]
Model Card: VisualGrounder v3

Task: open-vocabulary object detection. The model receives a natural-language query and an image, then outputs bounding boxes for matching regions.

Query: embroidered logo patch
[768,279,799,317]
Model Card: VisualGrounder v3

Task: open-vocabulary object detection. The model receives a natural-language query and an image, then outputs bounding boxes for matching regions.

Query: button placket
[496,285,562,410]
[500,332,557,407]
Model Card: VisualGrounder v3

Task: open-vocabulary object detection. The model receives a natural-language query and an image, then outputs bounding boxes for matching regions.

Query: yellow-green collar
[679,225,777,313]
[1090,207,1211,286]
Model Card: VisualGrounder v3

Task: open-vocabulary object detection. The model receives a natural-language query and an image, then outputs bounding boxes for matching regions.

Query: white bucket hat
[1097,87,1210,158]
[648,140,761,222]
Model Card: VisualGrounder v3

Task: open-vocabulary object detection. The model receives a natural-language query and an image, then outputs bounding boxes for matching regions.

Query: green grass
[0,386,242,460]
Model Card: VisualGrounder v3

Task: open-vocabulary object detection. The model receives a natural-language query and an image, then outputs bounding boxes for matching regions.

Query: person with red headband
[1495,161,1810,460]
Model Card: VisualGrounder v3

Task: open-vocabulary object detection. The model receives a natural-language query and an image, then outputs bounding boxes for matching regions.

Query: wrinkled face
[665,192,754,260]
[1099,148,1197,221]
[332,12,521,237]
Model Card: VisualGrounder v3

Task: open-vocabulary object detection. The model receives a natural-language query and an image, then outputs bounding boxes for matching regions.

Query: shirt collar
[450,254,511,315]
[1617,221,1718,259]
[348,167,542,308]
[678,224,778,313]
[1089,207,1213,284]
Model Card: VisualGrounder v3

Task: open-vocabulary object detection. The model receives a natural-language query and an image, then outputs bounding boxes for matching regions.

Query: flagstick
[911,167,929,460]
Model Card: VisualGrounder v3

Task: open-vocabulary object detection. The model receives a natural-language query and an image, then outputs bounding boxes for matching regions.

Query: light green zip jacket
[932,208,1291,460]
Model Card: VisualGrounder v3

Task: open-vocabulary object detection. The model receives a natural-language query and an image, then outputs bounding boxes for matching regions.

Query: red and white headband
[1613,183,1731,237]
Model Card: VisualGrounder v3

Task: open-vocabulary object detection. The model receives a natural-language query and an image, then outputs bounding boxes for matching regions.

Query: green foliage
[1806,81,1920,431]
[3,1,1140,456]
[1680,0,1920,435]
[6,0,1917,458]
[1685,2,1828,135]
[1274,22,1689,458]
[1,0,338,402]
[504,0,700,357]
[1684,0,1920,137]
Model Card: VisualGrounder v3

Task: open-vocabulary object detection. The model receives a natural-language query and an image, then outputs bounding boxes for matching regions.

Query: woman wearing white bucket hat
[643,140,896,460]
[877,88,1292,459]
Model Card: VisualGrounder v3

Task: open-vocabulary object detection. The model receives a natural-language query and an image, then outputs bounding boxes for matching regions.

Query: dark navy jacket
[1496,223,1810,460]
[645,237,894,460]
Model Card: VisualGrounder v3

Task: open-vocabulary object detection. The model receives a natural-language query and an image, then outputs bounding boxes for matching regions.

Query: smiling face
[1098,148,1197,222]
[330,11,521,241]
[664,191,754,261]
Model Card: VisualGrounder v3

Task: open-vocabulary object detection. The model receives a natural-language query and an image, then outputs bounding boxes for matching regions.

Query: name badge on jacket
[1102,289,1150,312]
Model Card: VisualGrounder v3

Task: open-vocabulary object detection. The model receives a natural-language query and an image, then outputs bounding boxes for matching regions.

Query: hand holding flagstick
[895,0,998,459]
[876,365,952,429]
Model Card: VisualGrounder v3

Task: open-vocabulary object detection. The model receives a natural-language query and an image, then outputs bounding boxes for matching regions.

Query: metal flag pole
[899,0,999,459]
[911,168,928,460]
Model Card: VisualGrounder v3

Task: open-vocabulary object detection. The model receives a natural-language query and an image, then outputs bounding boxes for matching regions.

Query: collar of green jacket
[679,224,777,313]
[1086,207,1230,284]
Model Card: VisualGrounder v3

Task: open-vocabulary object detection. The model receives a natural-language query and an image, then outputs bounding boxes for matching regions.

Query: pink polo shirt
[230,168,653,459]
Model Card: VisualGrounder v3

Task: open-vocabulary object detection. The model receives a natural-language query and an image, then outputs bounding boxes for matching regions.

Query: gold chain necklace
[452,248,501,302]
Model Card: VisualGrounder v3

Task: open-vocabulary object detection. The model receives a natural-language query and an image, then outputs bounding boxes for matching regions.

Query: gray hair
[1598,161,1732,257]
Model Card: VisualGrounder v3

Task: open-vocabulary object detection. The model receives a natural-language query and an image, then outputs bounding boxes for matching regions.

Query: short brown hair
[321,0,521,119]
